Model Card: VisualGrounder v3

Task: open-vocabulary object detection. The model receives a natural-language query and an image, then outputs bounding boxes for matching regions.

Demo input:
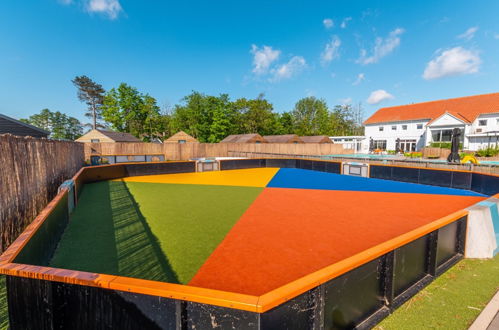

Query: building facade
[362,93,499,152]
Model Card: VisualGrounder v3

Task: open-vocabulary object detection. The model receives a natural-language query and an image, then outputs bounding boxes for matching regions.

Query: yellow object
[461,155,479,164]
[117,168,280,187]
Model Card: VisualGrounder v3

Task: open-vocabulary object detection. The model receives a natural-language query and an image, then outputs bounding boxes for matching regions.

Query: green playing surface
[50,180,262,284]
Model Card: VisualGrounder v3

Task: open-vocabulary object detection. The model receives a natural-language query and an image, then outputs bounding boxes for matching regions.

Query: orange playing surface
[189,188,484,295]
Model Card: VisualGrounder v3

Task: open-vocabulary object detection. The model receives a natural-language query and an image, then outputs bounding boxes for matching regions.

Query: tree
[233,94,276,135]
[21,109,83,140]
[72,75,105,129]
[100,83,162,141]
[292,97,331,136]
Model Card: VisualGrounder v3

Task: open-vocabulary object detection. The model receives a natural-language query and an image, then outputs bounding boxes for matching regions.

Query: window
[90,139,100,143]
[496,118,499,125]
[417,124,423,129]
[399,139,417,152]
[391,126,397,131]
[373,140,387,150]
[178,140,186,144]
[402,125,408,130]
[479,119,487,126]
[431,129,464,142]
[379,126,384,132]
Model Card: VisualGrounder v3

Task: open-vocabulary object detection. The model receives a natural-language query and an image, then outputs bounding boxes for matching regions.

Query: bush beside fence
[0,134,84,253]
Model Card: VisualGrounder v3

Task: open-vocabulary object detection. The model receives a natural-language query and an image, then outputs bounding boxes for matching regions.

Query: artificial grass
[50,180,262,284]
[375,255,499,330]
[0,275,7,330]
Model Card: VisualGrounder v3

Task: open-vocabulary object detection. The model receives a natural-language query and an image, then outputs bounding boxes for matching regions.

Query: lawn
[0,275,7,330]
[50,180,262,284]
[375,255,499,330]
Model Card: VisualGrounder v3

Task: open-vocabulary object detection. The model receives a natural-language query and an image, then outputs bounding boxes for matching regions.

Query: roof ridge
[378,92,499,110]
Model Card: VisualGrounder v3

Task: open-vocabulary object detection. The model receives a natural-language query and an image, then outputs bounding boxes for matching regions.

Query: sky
[1,0,499,124]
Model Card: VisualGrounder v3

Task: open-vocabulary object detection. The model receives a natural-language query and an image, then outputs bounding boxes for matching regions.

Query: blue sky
[1,0,498,124]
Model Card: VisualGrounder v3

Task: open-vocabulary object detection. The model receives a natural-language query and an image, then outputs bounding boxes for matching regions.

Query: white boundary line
[469,290,499,330]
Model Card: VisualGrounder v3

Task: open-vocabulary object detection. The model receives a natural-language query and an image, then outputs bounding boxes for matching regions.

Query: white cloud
[323,18,334,29]
[367,90,394,105]
[357,28,405,65]
[340,17,352,29]
[250,45,281,75]
[86,0,123,20]
[457,26,478,40]
[423,47,481,80]
[321,36,341,64]
[352,73,365,85]
[340,97,353,105]
[272,56,306,81]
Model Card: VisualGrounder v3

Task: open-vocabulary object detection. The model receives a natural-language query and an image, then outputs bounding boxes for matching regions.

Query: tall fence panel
[84,142,353,160]
[0,134,84,253]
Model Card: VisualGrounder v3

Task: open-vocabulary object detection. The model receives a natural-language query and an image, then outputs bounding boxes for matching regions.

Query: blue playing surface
[267,168,485,197]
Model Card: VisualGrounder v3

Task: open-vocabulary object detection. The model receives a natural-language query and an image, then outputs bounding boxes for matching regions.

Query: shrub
[387,150,397,155]
[430,142,463,149]
[475,146,499,158]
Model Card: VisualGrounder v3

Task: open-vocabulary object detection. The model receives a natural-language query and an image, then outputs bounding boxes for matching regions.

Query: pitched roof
[364,92,499,125]
[164,131,199,143]
[0,114,50,137]
[263,134,303,143]
[220,133,266,143]
[300,136,332,143]
[97,129,141,142]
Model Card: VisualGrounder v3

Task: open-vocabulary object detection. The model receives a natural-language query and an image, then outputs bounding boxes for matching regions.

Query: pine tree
[71,75,105,129]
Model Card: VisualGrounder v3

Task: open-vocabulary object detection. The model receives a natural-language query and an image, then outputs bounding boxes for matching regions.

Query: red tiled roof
[364,93,499,125]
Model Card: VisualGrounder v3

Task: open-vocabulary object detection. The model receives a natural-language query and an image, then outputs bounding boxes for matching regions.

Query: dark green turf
[50,180,262,284]
[0,275,7,330]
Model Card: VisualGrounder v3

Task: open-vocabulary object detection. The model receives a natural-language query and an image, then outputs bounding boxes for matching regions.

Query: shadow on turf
[109,180,181,284]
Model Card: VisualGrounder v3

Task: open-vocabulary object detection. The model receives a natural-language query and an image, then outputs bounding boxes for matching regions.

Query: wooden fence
[0,134,84,253]
[83,142,353,160]
[422,147,451,159]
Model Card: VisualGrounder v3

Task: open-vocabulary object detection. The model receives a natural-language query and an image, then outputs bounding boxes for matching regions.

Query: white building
[362,93,499,152]
[329,136,365,153]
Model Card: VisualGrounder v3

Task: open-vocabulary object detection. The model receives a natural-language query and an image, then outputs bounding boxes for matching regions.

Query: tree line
[21,75,364,142]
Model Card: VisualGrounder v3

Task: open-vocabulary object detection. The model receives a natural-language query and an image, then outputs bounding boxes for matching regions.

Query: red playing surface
[189,188,484,295]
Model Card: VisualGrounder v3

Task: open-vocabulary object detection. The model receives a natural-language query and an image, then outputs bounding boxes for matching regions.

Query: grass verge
[375,255,499,330]
[0,275,7,330]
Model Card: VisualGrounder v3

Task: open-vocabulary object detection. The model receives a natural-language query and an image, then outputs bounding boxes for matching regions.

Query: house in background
[164,131,199,144]
[330,136,365,153]
[75,129,141,143]
[363,93,499,152]
[263,134,303,144]
[220,133,267,143]
[0,114,50,138]
[300,135,332,144]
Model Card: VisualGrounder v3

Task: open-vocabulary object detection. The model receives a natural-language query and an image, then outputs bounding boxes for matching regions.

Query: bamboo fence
[0,134,84,253]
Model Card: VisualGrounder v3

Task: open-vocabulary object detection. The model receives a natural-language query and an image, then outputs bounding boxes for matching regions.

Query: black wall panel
[266,158,297,168]
[220,159,265,170]
[323,258,384,329]
[393,236,428,297]
[185,302,259,330]
[124,162,195,177]
[391,166,419,184]
[261,289,319,330]
[312,160,327,172]
[478,174,499,195]
[451,171,472,190]
[471,173,484,194]
[325,162,341,174]
[369,165,392,180]
[436,221,458,267]
[419,169,452,187]
[297,159,314,170]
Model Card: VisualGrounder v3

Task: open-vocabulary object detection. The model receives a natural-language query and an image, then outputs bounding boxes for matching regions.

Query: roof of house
[96,129,141,142]
[263,134,303,143]
[0,114,50,138]
[363,92,499,125]
[220,133,265,143]
[300,136,332,143]
[164,131,199,143]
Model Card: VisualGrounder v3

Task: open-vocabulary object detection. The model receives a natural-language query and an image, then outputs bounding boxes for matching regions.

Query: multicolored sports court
[2,159,499,329]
